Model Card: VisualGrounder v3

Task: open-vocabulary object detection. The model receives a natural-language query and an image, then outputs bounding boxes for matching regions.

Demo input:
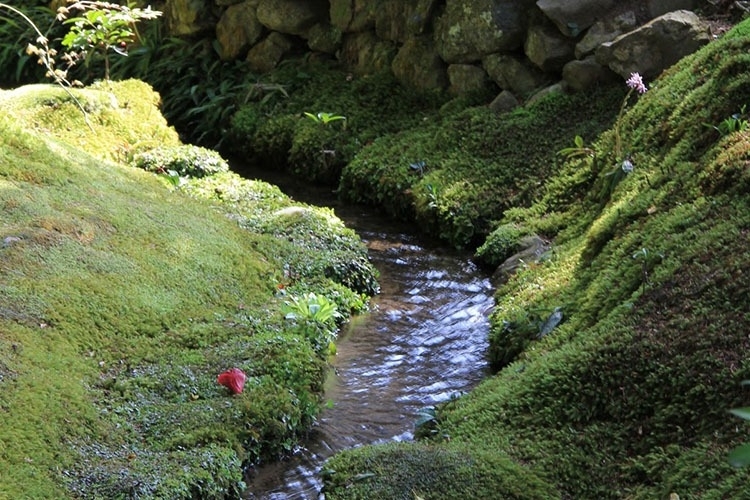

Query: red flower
[217,368,246,395]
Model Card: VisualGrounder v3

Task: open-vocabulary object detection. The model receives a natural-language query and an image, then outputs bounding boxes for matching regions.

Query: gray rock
[165,0,216,37]
[536,0,617,37]
[391,36,448,90]
[492,235,550,285]
[256,0,327,37]
[375,0,440,43]
[330,0,376,33]
[216,1,264,60]
[434,0,534,63]
[525,22,576,72]
[340,31,398,75]
[596,10,710,79]
[488,90,519,114]
[562,56,618,91]
[526,82,566,106]
[447,64,493,96]
[307,23,342,54]
[575,11,637,59]
[246,32,294,73]
[483,53,551,99]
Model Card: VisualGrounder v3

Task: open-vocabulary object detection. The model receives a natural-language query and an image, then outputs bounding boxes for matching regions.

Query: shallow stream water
[239,176,494,499]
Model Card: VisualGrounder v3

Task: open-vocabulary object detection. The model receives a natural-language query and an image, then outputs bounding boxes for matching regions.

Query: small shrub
[131,145,229,179]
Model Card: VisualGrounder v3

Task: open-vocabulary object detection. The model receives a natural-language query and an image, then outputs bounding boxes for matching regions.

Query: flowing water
[239,177,495,499]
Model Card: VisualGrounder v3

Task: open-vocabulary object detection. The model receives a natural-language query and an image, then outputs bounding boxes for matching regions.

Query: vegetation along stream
[240,176,494,499]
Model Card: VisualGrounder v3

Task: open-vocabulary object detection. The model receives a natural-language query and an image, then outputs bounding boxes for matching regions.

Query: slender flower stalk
[615,72,648,165]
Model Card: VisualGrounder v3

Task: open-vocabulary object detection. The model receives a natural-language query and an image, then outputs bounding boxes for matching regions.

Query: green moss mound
[323,18,750,500]
[323,442,558,500]
[0,80,377,498]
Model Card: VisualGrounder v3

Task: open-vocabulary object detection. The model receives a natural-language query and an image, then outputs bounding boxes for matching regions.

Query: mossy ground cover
[322,18,750,500]
[0,80,377,498]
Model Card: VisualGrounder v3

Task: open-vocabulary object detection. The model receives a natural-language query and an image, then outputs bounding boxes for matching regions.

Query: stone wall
[165,0,711,105]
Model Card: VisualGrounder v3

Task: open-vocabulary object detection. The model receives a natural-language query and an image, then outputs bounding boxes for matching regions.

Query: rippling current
[238,179,494,499]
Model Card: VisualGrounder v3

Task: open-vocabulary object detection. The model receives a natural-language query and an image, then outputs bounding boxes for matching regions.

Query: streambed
[240,178,494,499]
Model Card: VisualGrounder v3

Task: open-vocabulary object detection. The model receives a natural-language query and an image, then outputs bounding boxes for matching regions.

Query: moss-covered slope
[323,18,750,500]
[0,80,377,498]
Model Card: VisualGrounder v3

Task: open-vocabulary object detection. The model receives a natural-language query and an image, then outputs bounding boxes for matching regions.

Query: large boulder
[525,21,576,72]
[329,0,376,33]
[434,0,534,63]
[339,31,398,74]
[447,64,494,96]
[596,10,710,79]
[256,0,328,37]
[575,10,638,58]
[215,0,265,60]
[647,0,697,18]
[246,32,295,73]
[375,0,440,42]
[307,23,342,54]
[562,55,618,91]
[391,36,448,90]
[165,0,216,36]
[536,0,616,37]
[483,53,551,99]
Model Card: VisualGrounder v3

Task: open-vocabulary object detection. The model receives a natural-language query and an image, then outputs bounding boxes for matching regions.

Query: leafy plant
[558,135,594,160]
[282,292,343,354]
[705,105,749,137]
[58,1,162,81]
[303,111,347,128]
[131,145,230,179]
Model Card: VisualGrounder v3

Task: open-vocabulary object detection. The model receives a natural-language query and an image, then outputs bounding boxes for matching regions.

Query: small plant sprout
[558,135,594,160]
[409,160,426,175]
[705,104,749,137]
[304,111,347,128]
[632,247,663,294]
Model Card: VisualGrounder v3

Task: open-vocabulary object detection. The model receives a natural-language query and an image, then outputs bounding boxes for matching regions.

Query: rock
[330,0,376,33]
[562,56,618,91]
[340,31,398,75]
[596,10,710,79]
[375,0,440,42]
[447,64,493,96]
[526,82,566,105]
[307,23,342,54]
[488,90,519,114]
[575,11,638,59]
[492,235,550,285]
[246,32,295,73]
[256,0,327,37]
[536,0,617,37]
[483,53,551,99]
[434,0,534,63]
[216,0,265,60]
[391,36,448,90]
[525,21,576,72]
[165,0,216,36]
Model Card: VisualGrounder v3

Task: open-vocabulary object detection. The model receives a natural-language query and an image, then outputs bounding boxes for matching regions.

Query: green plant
[631,247,664,294]
[729,382,750,467]
[58,1,161,81]
[705,105,749,137]
[282,292,342,354]
[558,135,594,160]
[303,111,347,128]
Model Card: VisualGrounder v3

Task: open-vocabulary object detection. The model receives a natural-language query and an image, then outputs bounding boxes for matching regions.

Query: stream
[239,176,495,499]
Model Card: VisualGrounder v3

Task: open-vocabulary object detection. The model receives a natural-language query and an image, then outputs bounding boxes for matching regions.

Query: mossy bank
[315,18,750,500]
[0,80,378,498]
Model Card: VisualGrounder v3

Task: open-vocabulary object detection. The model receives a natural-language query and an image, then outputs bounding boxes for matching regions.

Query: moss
[0,80,378,498]
[325,17,750,500]
[323,442,558,500]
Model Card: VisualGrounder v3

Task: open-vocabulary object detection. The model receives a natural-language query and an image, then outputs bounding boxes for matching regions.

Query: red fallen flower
[217,368,246,395]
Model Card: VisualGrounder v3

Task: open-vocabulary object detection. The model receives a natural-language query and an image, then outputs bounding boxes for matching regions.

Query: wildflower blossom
[626,72,647,94]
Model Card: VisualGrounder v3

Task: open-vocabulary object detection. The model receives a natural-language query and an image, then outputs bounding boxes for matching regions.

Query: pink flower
[217,368,247,395]
[626,73,647,94]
